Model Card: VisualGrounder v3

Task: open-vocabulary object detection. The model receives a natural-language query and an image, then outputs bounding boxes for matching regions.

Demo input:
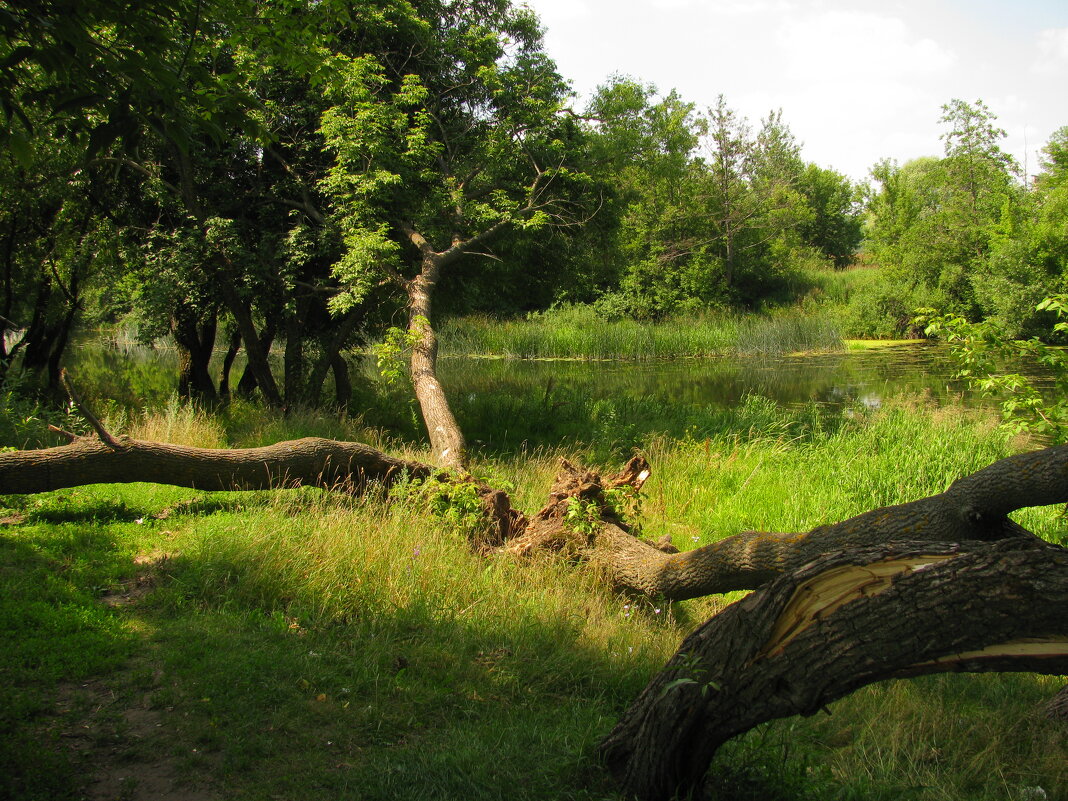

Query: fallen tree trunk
[0,428,531,540]
[5,419,1066,799]
[508,447,1068,598]
[0,434,433,495]
[5,430,1068,599]
[599,537,1068,801]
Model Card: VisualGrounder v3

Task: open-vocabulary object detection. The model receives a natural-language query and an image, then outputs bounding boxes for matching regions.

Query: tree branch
[601,537,1068,801]
[59,369,124,450]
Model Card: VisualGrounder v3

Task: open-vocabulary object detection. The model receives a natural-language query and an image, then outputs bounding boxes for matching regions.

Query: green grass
[438,304,843,361]
[1,397,1066,800]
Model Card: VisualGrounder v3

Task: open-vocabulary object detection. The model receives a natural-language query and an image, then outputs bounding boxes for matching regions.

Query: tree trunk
[331,351,352,408]
[20,278,59,374]
[44,299,77,393]
[306,307,361,407]
[408,264,466,469]
[0,435,433,495]
[170,307,218,403]
[218,330,241,401]
[283,305,304,407]
[217,280,283,407]
[236,318,277,399]
[305,307,363,407]
[507,446,1068,599]
[599,537,1068,801]
[397,218,512,469]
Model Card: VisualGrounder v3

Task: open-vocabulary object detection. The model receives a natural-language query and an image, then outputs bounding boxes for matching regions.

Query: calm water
[67,339,1050,453]
[438,346,976,413]
[69,339,980,412]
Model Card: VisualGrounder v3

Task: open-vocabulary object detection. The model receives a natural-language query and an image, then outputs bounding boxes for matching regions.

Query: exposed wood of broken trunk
[599,537,1068,801]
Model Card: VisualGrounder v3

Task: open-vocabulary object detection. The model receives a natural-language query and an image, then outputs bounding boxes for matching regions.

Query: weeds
[1,379,1066,800]
[438,304,843,361]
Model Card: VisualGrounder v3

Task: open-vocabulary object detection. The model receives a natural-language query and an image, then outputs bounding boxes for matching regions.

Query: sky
[519,0,1068,182]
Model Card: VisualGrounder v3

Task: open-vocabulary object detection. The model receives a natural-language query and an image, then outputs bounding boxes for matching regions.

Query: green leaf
[7,130,32,166]
[659,678,698,698]
[0,45,35,70]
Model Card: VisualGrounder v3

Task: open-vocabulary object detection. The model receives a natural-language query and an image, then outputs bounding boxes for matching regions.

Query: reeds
[438,304,843,361]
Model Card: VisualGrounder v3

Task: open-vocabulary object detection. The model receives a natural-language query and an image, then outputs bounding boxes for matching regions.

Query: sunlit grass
[121,394,228,448]
[1,396,1065,799]
[439,304,843,361]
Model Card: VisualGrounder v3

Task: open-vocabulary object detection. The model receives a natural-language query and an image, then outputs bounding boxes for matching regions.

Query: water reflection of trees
[439,347,972,412]
[64,341,1052,457]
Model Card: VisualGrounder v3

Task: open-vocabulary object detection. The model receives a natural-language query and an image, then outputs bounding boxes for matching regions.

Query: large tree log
[0,435,433,495]
[599,537,1068,801]
[5,425,1068,604]
[508,446,1068,599]
[0,430,530,540]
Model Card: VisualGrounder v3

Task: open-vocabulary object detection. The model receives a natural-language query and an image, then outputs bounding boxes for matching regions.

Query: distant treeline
[1,0,1064,404]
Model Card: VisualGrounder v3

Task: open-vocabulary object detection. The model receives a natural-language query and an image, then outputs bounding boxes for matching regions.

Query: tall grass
[1,395,1065,800]
[791,262,885,307]
[439,304,842,361]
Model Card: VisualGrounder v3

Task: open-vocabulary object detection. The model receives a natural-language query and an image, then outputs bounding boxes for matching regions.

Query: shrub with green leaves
[388,472,486,534]
[918,295,1068,443]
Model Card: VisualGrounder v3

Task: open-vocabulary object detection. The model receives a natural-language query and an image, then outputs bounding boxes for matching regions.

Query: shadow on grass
[16,489,273,526]
[135,599,632,800]
[0,528,139,800]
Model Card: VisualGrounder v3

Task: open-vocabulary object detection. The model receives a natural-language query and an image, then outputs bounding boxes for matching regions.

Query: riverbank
[435,265,929,361]
[439,304,845,361]
[1,397,1065,800]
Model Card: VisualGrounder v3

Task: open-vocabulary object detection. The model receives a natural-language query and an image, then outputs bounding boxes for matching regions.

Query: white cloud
[522,0,1060,181]
[774,9,956,83]
[704,0,797,15]
[1032,27,1068,74]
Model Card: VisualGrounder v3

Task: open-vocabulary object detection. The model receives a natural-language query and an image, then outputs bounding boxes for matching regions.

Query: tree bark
[330,351,352,408]
[236,318,277,399]
[397,218,512,470]
[600,537,1068,801]
[283,304,304,407]
[170,306,218,403]
[306,307,361,407]
[507,446,1068,599]
[407,266,466,469]
[217,280,283,407]
[218,329,241,401]
[0,435,432,495]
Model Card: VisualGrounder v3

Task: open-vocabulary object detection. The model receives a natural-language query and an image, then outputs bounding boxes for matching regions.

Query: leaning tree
[319,0,594,469]
[3,4,1066,798]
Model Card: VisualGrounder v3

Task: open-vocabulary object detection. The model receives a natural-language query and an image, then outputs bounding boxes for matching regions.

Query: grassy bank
[436,264,935,361]
[1,398,1066,800]
[439,304,843,360]
[435,267,952,360]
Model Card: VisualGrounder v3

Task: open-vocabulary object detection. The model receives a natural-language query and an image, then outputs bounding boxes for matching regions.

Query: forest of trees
[0,0,1065,408]
[0,0,852,403]
[865,101,1068,339]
